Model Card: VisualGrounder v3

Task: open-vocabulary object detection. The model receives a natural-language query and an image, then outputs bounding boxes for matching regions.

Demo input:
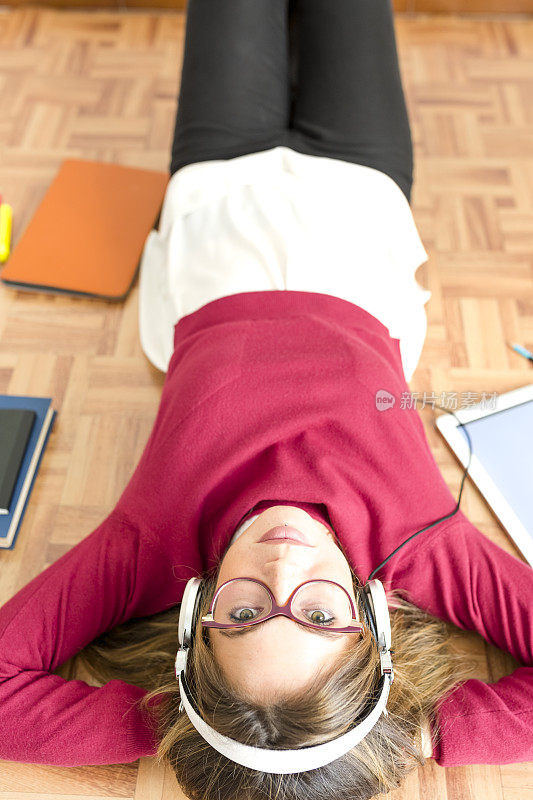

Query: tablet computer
[435,382,533,567]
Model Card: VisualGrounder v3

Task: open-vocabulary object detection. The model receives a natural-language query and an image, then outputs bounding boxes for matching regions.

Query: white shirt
[228,513,261,547]
[138,146,431,383]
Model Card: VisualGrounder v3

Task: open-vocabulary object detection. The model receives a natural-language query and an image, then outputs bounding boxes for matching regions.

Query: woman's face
[209,506,359,704]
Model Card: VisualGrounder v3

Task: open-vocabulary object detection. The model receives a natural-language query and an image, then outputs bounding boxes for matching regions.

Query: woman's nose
[263,554,313,599]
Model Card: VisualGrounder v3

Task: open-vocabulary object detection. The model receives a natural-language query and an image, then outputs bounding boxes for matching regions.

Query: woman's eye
[306,609,335,626]
[229,607,261,622]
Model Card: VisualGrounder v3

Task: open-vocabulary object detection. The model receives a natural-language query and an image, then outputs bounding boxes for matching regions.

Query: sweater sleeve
[388,510,533,767]
[0,510,176,766]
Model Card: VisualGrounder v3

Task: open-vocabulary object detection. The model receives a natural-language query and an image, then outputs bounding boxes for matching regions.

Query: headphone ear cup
[360,583,379,644]
[192,579,208,644]
[178,577,204,650]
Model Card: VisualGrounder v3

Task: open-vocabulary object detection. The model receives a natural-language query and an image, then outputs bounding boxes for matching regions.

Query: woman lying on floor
[0,2,531,799]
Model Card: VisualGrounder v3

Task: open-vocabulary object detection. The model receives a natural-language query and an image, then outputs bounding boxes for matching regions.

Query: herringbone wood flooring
[0,8,532,800]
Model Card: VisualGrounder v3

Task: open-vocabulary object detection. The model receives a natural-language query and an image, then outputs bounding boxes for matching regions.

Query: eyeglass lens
[212,579,355,629]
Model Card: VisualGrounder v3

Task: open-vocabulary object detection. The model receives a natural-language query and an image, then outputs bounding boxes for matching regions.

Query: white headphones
[174,575,394,774]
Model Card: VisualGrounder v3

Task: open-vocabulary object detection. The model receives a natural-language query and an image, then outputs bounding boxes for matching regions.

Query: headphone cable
[367,402,473,581]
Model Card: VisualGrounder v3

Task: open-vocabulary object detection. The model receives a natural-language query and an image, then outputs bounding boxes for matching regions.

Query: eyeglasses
[201,577,365,634]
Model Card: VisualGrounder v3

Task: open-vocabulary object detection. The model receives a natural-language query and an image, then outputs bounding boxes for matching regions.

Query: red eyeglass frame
[201,577,365,634]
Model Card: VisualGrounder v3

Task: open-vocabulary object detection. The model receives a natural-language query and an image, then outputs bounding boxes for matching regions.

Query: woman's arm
[0,510,177,766]
[387,509,533,767]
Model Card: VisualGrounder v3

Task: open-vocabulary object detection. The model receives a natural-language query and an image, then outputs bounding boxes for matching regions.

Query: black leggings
[169,0,414,204]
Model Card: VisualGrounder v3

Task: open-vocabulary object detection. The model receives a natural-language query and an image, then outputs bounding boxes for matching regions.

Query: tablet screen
[457,399,533,536]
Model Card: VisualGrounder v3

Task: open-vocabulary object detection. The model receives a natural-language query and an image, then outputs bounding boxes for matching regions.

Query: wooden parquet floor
[0,7,532,800]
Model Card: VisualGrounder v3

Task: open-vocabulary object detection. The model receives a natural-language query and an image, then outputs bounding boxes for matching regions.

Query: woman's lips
[258,526,312,546]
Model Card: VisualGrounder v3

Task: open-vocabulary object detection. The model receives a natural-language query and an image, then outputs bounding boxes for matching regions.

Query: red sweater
[0,291,531,768]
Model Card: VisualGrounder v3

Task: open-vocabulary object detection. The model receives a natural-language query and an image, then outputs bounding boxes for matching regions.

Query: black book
[0,408,36,513]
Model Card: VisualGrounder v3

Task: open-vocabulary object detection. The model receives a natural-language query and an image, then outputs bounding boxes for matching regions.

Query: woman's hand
[421,715,433,758]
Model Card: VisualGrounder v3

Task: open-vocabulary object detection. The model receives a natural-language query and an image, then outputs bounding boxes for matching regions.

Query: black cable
[367,402,473,581]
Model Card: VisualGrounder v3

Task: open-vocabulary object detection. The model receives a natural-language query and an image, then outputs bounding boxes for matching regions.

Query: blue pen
[507,341,533,363]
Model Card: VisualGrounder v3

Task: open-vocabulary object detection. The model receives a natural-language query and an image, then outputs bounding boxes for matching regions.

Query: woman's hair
[58,560,476,800]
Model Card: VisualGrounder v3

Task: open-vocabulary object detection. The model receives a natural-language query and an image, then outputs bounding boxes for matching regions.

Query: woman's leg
[169,0,292,176]
[288,0,414,203]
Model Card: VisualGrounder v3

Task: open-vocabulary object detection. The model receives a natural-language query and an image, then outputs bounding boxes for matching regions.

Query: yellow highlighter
[0,202,13,263]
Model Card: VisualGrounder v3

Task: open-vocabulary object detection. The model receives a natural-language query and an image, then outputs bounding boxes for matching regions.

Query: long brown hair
[58,556,476,800]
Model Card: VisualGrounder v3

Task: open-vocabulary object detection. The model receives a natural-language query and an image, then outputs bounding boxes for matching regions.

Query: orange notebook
[0,159,169,301]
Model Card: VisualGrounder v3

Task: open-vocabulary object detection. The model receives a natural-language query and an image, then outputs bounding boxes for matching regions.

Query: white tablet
[435,382,533,567]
